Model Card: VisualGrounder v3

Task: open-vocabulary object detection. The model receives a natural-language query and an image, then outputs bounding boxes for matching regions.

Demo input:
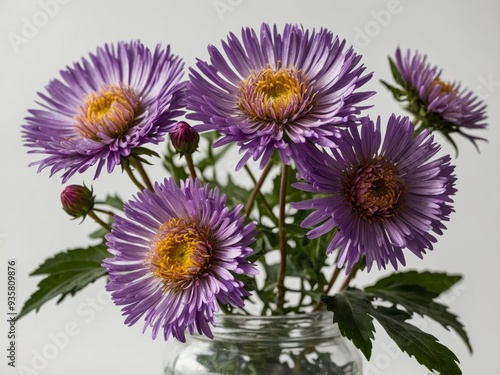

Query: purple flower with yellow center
[292,115,457,271]
[103,178,257,342]
[22,41,185,182]
[383,48,487,149]
[186,23,373,170]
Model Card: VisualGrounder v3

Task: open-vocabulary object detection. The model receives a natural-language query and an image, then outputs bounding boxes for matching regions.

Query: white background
[0,0,499,374]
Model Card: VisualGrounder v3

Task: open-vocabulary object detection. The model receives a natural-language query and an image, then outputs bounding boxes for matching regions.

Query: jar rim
[193,310,341,343]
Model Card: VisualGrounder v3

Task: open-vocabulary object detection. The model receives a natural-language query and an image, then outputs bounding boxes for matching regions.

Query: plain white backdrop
[0,0,499,374]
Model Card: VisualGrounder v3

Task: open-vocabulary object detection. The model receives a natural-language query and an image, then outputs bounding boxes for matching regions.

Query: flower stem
[131,157,154,191]
[276,163,289,311]
[244,159,273,217]
[123,162,146,191]
[184,153,197,180]
[92,207,115,217]
[87,210,112,232]
[244,165,278,224]
[312,265,342,312]
[339,264,360,291]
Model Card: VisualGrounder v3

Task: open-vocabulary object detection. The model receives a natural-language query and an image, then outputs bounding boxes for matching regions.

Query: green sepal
[17,244,109,319]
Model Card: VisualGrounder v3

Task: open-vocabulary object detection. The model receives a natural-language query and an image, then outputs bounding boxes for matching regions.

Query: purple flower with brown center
[186,23,373,170]
[22,41,185,182]
[103,178,257,342]
[292,115,457,271]
[382,48,487,149]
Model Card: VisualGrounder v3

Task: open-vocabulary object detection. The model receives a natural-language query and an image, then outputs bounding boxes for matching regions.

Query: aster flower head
[103,178,257,342]
[186,23,374,170]
[22,41,185,182]
[292,115,457,272]
[383,48,487,149]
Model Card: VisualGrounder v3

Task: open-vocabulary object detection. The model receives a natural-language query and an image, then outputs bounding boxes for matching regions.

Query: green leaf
[162,144,189,182]
[366,270,462,294]
[131,147,160,159]
[322,288,376,359]
[366,272,471,353]
[371,306,461,375]
[380,80,407,101]
[88,227,108,240]
[388,56,405,86]
[103,194,124,211]
[18,244,109,319]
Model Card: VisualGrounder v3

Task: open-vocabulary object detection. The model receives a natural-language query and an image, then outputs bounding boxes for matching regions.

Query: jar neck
[196,311,340,343]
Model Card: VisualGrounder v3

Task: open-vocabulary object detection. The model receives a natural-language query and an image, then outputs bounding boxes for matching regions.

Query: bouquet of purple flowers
[19,23,487,374]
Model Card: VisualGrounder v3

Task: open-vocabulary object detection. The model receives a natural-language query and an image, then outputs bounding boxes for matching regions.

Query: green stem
[312,265,342,312]
[276,163,289,311]
[92,207,115,217]
[184,153,197,180]
[244,159,273,217]
[131,157,154,191]
[339,264,360,291]
[87,210,112,232]
[123,162,145,191]
[244,165,278,224]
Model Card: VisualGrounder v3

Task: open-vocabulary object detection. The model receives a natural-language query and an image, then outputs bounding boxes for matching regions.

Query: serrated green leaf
[366,272,471,353]
[18,245,109,319]
[371,305,461,375]
[366,271,462,295]
[322,288,376,359]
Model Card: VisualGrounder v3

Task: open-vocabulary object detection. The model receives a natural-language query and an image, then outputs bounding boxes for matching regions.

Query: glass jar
[164,311,362,374]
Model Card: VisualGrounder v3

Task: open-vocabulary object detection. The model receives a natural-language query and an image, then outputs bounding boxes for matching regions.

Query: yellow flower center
[149,218,212,287]
[431,77,456,96]
[75,84,139,141]
[239,66,314,123]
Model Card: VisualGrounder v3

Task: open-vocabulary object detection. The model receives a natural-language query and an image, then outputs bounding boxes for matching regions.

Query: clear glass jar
[164,311,362,374]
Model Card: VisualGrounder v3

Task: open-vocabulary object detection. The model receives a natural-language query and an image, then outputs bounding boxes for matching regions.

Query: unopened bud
[170,121,200,155]
[61,184,95,219]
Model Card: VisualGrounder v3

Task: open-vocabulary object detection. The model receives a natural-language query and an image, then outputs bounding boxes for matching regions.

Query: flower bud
[170,121,200,155]
[60,184,95,219]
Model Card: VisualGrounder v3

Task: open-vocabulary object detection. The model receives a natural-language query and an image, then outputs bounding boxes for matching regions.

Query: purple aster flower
[292,115,456,271]
[186,23,373,170]
[103,178,257,342]
[383,48,487,149]
[22,41,185,182]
